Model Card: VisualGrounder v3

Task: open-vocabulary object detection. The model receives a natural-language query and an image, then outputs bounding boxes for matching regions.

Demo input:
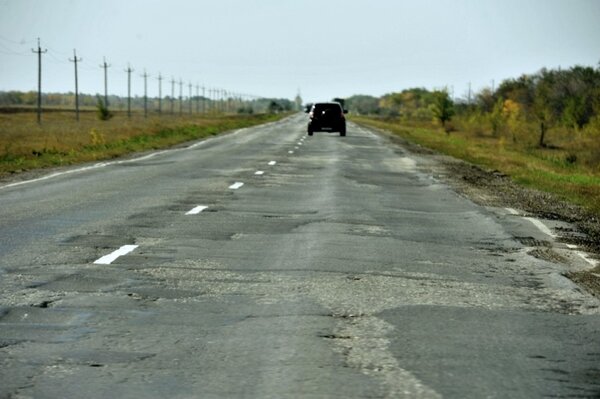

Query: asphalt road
[1,114,599,398]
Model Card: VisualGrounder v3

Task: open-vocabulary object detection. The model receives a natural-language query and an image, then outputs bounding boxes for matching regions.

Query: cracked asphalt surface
[1,114,599,398]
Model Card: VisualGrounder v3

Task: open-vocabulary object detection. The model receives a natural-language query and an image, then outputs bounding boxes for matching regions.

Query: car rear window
[313,103,341,112]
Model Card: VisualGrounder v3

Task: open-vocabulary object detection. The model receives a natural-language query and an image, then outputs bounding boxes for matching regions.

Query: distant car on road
[306,102,347,136]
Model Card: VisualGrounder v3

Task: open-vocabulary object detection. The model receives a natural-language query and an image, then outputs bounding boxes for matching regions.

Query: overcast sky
[0,0,599,103]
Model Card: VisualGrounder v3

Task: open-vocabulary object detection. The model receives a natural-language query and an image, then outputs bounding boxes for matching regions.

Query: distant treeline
[0,91,295,114]
[345,65,600,146]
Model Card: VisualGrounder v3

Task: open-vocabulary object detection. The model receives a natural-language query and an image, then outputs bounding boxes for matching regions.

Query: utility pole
[188,82,193,114]
[157,73,163,114]
[99,57,111,109]
[170,77,175,115]
[124,64,134,118]
[141,69,149,118]
[214,88,218,113]
[68,49,82,121]
[31,38,47,124]
[467,81,472,105]
[179,79,183,115]
[202,86,206,113]
[195,84,200,114]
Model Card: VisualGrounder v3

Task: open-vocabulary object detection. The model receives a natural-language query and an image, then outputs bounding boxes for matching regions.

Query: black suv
[306,102,347,136]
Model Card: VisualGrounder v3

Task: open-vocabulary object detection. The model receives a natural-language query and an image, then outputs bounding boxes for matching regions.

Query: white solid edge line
[186,205,208,215]
[0,129,231,190]
[255,171,264,175]
[524,217,556,238]
[94,245,139,265]
[508,210,598,265]
[0,150,170,190]
[268,161,276,166]
[229,182,244,190]
[576,251,599,267]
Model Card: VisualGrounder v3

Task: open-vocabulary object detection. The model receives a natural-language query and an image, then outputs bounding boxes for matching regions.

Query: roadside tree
[431,90,454,133]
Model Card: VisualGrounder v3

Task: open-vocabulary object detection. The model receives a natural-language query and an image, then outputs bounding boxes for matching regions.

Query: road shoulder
[361,122,600,297]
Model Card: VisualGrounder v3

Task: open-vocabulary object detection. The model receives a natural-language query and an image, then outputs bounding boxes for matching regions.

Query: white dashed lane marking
[268,161,276,166]
[288,151,294,154]
[94,245,139,265]
[229,182,244,190]
[255,171,264,175]
[186,205,208,215]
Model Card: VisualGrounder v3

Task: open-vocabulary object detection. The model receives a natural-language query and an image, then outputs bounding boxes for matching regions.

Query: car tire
[340,127,346,137]
[308,128,314,136]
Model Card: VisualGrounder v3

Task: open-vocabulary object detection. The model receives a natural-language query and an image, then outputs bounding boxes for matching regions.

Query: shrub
[96,97,113,121]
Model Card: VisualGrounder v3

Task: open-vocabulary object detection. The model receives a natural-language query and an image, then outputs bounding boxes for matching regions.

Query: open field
[0,110,288,177]
[351,116,600,217]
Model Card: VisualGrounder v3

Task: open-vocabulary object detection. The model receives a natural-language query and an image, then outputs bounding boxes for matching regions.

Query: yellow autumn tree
[502,99,522,142]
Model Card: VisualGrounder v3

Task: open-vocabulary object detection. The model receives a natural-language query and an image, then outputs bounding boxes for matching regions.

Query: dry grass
[0,110,285,176]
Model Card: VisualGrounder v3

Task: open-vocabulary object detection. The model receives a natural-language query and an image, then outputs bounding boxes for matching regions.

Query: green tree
[345,95,380,115]
[489,97,505,137]
[332,98,346,108]
[475,87,497,113]
[431,90,454,132]
[532,82,554,147]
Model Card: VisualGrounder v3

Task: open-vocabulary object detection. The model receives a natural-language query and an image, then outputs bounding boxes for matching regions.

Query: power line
[0,41,30,56]
[46,51,69,64]
[0,35,36,45]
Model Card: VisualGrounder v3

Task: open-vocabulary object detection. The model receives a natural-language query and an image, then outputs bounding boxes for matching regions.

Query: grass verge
[351,116,600,217]
[0,111,289,177]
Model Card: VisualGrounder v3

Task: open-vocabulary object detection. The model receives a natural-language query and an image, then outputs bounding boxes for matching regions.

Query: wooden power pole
[69,49,82,121]
[100,57,111,108]
[31,38,47,124]
[125,64,134,118]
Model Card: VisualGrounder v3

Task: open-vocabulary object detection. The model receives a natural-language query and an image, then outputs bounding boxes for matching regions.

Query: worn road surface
[1,114,599,398]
